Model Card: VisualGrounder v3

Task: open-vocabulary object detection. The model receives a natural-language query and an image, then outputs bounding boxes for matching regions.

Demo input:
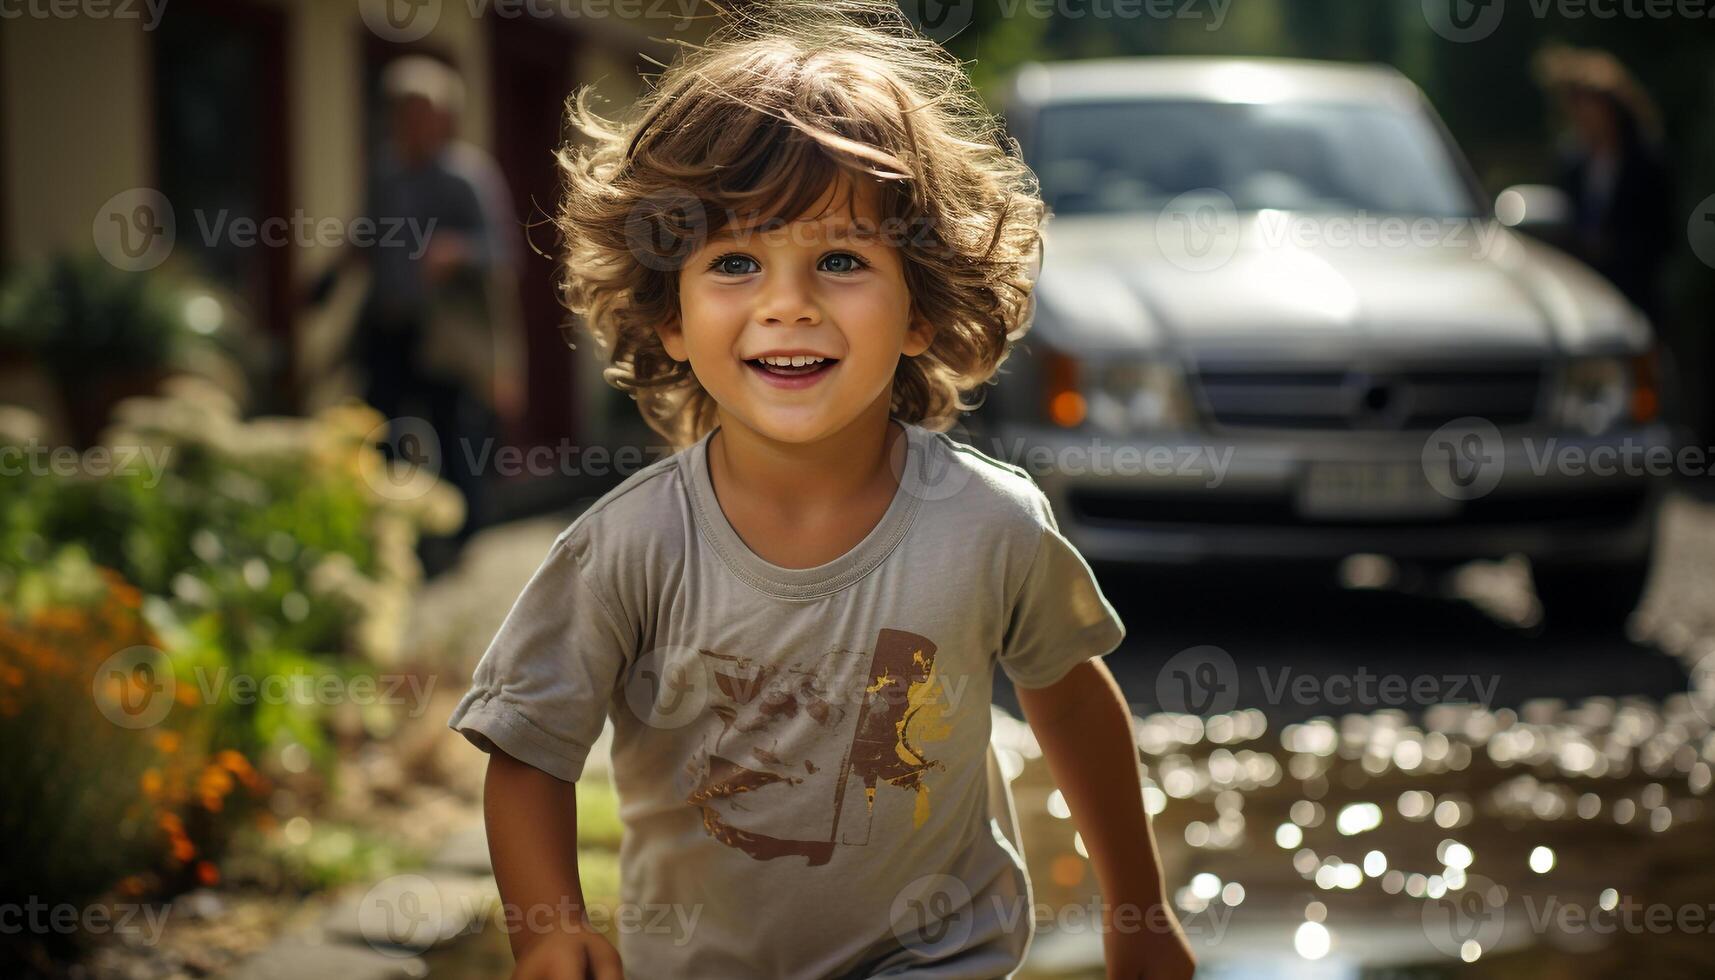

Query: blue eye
[821,252,869,274]
[708,254,759,276]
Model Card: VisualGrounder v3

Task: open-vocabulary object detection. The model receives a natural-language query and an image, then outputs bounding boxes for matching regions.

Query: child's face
[661,176,932,445]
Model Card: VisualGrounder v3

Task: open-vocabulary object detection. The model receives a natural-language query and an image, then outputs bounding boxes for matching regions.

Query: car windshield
[1029,99,1479,219]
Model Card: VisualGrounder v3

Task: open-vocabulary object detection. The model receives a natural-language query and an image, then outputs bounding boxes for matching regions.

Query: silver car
[977,57,1676,634]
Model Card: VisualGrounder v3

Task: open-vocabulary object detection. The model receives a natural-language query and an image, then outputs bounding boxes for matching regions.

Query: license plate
[1296,461,1460,520]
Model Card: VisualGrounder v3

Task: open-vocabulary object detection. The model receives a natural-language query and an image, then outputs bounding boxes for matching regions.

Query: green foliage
[244,820,426,893]
[0,386,463,910]
[0,253,200,380]
[0,547,264,910]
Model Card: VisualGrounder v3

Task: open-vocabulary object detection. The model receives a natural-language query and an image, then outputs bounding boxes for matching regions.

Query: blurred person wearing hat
[311,55,526,576]
[1534,43,1675,325]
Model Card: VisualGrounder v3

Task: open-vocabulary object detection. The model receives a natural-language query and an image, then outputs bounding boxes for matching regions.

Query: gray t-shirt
[448,418,1126,979]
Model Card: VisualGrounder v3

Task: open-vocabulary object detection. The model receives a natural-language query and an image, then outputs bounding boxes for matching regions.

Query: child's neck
[706,404,906,569]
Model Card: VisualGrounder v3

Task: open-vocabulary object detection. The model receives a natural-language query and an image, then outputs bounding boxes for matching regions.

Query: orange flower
[196,861,219,886]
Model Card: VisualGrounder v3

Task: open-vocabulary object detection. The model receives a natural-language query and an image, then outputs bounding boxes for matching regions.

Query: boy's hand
[512,929,623,980]
[1105,926,1196,980]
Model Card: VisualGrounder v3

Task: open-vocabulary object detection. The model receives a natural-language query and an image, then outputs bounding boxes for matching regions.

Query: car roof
[1006,57,1423,110]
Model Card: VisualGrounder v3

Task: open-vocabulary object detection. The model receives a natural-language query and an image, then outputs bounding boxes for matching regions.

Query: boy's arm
[1015,658,1196,980]
[484,751,623,979]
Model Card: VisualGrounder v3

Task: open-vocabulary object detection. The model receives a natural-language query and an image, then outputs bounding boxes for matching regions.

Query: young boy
[447,2,1195,977]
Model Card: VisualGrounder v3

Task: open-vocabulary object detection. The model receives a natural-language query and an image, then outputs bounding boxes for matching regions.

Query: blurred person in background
[311,55,526,576]
[1534,43,1675,326]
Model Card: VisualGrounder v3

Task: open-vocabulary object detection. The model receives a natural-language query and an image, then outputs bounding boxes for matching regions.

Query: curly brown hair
[553,0,1047,449]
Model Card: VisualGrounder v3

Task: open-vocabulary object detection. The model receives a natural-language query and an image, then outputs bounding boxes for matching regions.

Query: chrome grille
[1194,361,1545,430]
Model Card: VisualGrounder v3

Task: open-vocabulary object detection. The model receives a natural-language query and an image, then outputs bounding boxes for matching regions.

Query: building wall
[1,15,152,263]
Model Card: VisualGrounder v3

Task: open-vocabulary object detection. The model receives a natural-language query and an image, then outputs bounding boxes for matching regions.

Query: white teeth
[758,355,825,367]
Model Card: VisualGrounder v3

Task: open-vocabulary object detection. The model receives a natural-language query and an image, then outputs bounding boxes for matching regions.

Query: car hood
[1030,211,1650,360]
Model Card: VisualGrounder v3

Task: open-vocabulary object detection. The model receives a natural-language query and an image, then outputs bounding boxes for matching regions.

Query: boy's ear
[903,309,935,358]
[654,314,689,363]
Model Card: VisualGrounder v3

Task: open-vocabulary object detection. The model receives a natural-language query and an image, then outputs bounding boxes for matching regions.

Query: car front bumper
[987,423,1671,566]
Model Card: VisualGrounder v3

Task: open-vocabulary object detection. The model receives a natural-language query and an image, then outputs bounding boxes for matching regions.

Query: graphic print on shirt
[683,628,951,865]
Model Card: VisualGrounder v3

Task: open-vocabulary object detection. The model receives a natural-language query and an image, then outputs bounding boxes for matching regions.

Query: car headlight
[1041,350,1194,434]
[1555,353,1658,435]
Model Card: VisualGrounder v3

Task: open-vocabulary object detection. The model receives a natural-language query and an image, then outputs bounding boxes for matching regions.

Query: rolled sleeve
[447,534,633,783]
[997,502,1126,691]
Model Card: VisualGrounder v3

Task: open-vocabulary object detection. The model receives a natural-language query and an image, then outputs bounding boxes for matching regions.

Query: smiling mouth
[744,357,840,380]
